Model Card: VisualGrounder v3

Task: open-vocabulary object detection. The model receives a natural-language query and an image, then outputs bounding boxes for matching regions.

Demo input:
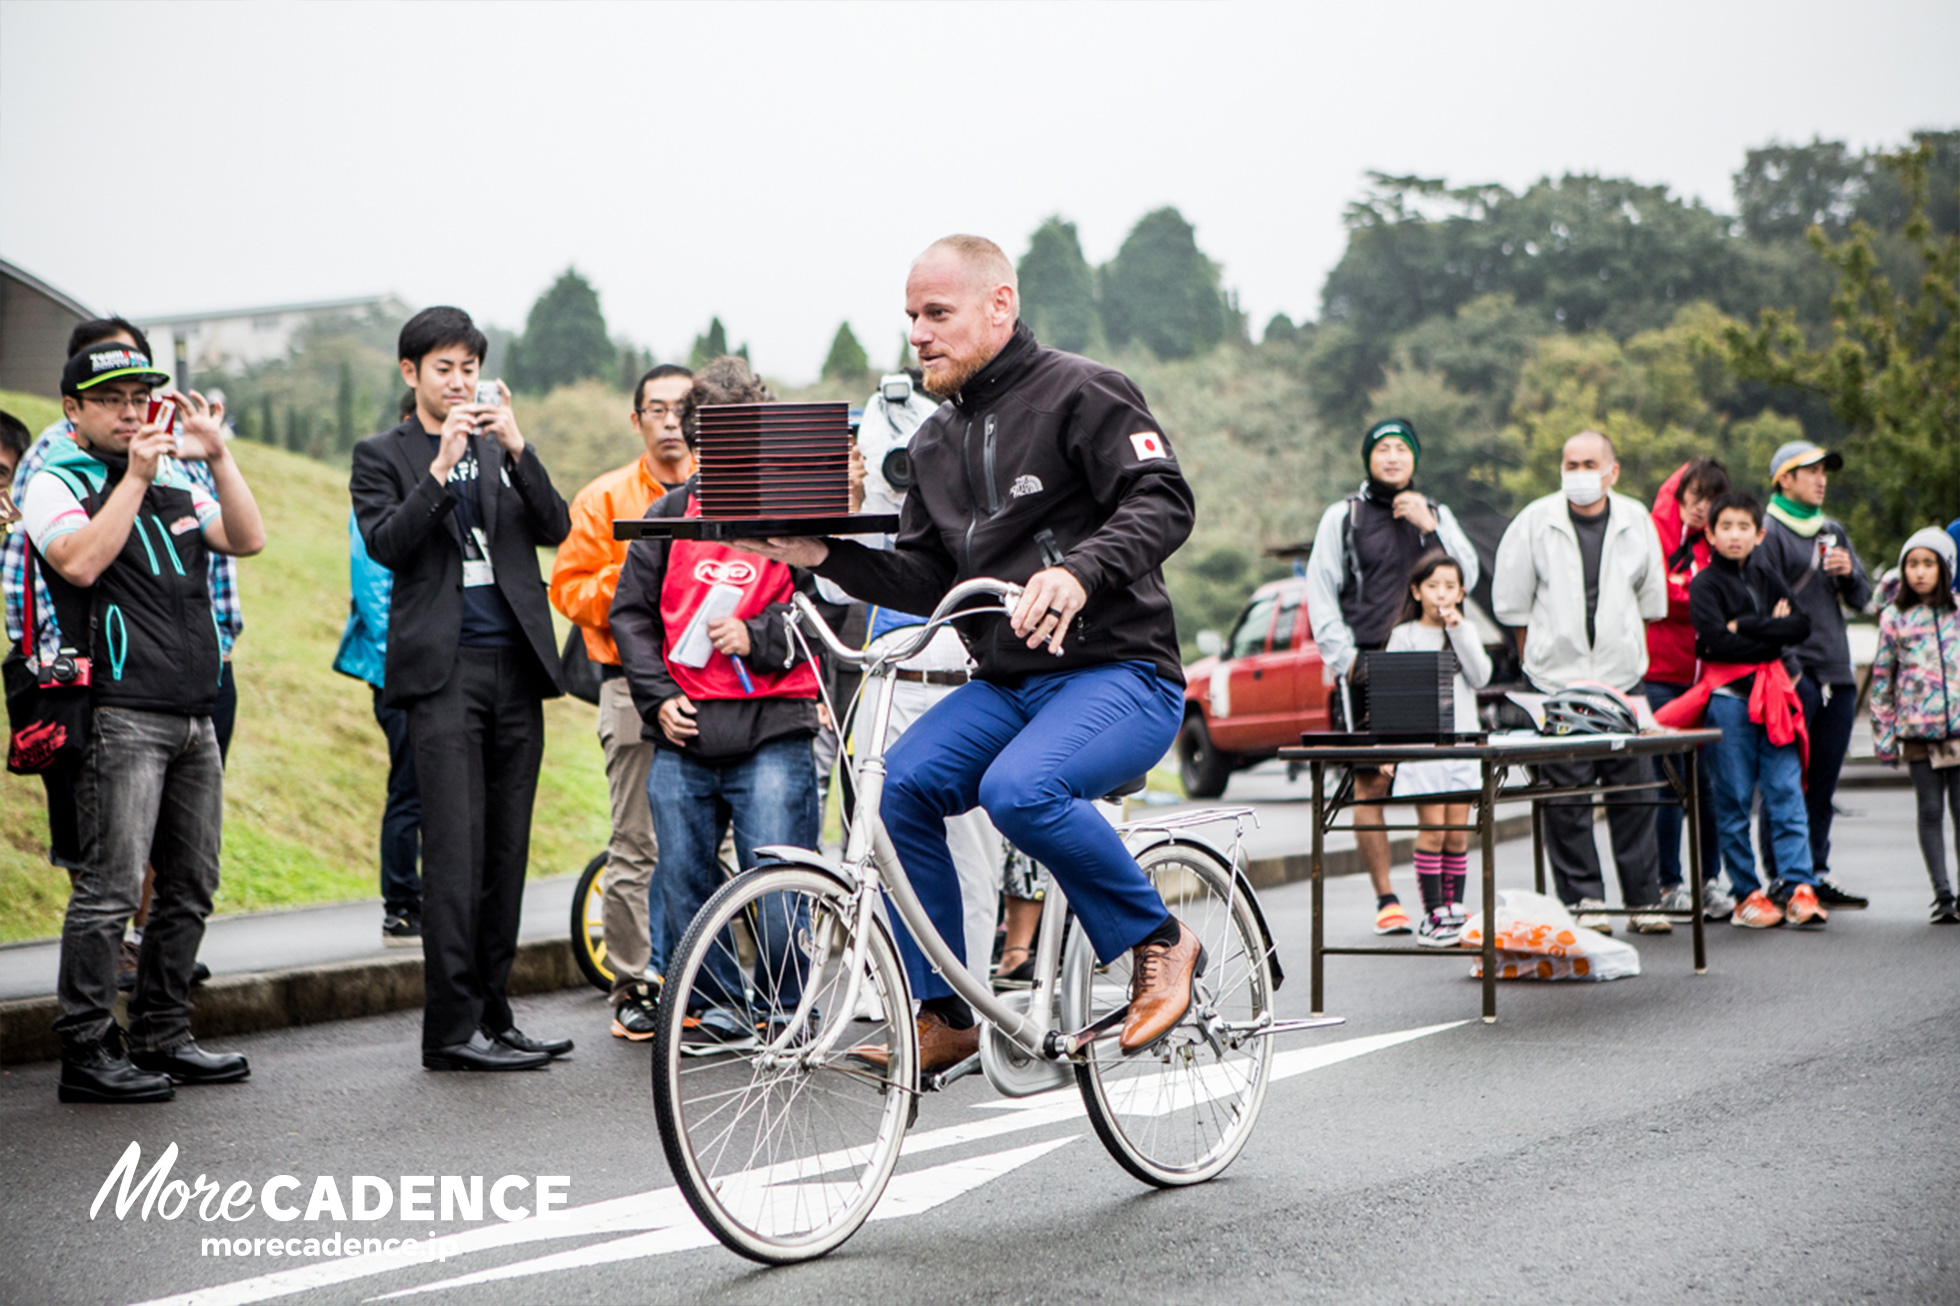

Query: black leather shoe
[59,1032,175,1104]
[488,1026,573,1059]
[131,1040,250,1084]
[424,1030,550,1072]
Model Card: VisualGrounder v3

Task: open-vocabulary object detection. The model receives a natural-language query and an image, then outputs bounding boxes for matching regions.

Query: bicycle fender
[1124,829,1286,991]
[749,845,859,890]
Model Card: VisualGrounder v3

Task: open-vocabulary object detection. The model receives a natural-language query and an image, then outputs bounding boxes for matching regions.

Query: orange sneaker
[1783,884,1829,929]
[1374,901,1412,935]
[1731,889,1784,929]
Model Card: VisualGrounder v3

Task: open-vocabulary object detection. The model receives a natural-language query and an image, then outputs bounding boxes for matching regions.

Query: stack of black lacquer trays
[694,402,851,518]
[1359,650,1456,740]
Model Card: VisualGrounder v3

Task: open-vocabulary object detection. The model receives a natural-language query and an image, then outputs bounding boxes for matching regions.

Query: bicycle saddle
[1099,775,1148,803]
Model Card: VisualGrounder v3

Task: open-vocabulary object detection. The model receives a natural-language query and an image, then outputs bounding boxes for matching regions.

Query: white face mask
[1562,470,1605,507]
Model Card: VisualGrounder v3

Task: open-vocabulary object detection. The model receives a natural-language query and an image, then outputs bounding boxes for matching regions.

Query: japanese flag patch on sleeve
[1129,430,1170,461]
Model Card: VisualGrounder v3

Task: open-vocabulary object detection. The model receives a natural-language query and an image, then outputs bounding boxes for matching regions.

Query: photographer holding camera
[32,342,265,1103]
[351,307,573,1073]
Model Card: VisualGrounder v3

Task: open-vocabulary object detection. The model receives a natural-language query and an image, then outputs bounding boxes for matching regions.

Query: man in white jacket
[1493,431,1669,931]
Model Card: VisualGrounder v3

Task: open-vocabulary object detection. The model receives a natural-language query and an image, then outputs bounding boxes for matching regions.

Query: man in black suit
[350,307,573,1072]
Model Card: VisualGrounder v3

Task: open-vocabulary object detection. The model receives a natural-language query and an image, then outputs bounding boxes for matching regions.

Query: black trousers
[405,647,545,1050]
[1539,753,1662,908]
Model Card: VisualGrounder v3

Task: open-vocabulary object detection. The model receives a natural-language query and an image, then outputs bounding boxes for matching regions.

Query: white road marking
[364,1137,1079,1299]
[127,1021,1463,1306]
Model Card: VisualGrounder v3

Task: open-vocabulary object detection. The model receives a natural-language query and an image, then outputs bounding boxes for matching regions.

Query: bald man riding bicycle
[738,234,1199,1072]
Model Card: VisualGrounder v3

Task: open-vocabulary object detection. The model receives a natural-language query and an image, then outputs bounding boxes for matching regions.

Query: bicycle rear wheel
[651,864,916,1263]
[1062,841,1275,1186]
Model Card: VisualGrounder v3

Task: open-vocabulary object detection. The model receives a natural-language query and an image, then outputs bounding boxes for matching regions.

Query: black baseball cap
[61,344,170,397]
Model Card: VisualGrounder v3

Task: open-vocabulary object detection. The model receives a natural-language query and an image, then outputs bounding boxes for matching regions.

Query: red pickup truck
[1175,577,1330,797]
[1175,573,1515,797]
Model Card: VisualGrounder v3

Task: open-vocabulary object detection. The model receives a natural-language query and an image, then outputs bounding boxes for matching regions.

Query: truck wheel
[1177,713,1235,799]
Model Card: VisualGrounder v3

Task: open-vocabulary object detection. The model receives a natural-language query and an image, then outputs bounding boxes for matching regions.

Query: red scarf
[1653,660,1810,779]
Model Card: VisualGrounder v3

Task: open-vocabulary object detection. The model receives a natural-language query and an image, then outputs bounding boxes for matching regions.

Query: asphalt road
[2,787,1955,1306]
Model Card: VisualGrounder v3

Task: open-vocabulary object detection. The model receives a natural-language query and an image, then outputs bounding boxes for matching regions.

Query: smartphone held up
[145,395,182,454]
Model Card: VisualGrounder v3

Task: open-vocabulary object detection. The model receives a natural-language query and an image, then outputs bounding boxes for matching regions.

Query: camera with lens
[39,646,91,689]
[856,372,936,500]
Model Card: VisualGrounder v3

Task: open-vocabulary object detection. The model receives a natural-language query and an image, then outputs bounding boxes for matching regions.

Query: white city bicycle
[649,578,1340,1263]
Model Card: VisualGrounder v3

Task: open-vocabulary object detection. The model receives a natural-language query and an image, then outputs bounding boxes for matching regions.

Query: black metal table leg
[1310,760,1325,1017]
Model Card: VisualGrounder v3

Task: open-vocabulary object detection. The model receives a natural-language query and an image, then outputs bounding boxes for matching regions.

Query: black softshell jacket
[816,322,1195,685]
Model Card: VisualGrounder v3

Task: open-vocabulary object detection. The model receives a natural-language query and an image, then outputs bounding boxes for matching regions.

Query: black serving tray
[613,513,901,542]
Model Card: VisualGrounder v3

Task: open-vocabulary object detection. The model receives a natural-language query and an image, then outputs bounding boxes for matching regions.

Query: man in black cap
[27,344,266,1102]
[1755,440,1872,907]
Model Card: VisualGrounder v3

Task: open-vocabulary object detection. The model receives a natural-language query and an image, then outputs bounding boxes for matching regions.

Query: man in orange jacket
[549,364,695,1039]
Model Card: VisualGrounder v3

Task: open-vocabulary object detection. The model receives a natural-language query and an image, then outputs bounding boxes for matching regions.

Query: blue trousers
[647,735,818,1012]
[880,660,1183,1002]
[1706,693,1816,898]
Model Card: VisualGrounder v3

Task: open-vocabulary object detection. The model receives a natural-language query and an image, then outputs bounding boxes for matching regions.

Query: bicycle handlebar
[789,577,1023,670]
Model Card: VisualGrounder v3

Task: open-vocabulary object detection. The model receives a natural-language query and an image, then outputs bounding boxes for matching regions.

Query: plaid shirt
[4,420,243,667]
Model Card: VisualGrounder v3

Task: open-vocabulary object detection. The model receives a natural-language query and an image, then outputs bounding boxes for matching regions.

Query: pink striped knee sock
[1414,850,1444,915]
[1441,851,1468,909]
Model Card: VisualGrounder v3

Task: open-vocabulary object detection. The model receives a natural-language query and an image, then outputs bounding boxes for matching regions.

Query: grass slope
[0,400,610,941]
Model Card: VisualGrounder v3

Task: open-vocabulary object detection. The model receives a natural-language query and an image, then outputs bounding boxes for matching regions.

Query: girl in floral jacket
[1870,527,1960,923]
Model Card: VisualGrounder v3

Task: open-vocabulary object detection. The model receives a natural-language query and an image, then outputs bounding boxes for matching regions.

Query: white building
[139,294,411,383]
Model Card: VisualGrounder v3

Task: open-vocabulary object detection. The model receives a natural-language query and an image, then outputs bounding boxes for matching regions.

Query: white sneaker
[1416,909,1463,948]
[1658,884,1694,914]
[1573,898,1612,934]
[1700,880,1735,921]
[1628,909,1674,934]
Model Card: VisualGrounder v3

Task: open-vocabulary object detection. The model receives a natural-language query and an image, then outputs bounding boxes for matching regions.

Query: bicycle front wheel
[1062,841,1276,1187]
[651,864,916,1263]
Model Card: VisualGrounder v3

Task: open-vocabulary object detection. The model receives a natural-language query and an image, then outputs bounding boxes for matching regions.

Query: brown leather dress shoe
[1120,922,1205,1052]
[848,1010,981,1074]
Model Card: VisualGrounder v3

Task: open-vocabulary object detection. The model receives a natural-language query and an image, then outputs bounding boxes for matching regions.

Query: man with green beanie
[1305,417,1478,933]
[1754,440,1872,908]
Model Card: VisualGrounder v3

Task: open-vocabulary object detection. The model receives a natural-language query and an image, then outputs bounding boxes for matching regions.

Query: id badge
[463,558,496,587]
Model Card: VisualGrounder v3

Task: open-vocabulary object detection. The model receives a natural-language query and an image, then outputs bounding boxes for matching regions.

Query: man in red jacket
[1644,457,1732,920]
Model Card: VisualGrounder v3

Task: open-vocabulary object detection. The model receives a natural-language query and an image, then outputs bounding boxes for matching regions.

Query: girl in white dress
[1384,550,1492,945]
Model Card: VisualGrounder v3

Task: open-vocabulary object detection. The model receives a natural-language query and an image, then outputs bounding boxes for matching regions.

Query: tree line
[198,128,1957,650]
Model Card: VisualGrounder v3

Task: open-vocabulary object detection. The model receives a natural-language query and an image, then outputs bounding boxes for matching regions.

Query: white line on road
[364,1137,1080,1300]
[127,1021,1464,1306]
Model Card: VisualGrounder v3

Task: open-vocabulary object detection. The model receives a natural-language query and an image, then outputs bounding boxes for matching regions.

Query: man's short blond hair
[918,234,1018,300]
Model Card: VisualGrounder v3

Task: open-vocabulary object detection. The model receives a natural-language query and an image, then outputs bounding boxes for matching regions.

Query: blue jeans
[647,734,819,1013]
[881,661,1183,1002]
[1705,693,1816,898]
[1644,681,1721,890]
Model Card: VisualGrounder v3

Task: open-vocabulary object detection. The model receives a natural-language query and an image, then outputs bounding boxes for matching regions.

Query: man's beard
[921,348,989,398]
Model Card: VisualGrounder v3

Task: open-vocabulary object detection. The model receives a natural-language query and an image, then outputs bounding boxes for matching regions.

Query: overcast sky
[4,1,1957,384]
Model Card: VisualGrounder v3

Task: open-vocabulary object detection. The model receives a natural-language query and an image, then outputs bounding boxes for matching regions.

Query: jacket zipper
[982,415,1002,516]
[958,415,979,573]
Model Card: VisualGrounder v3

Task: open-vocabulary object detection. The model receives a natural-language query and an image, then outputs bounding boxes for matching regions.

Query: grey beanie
[1898,526,1957,575]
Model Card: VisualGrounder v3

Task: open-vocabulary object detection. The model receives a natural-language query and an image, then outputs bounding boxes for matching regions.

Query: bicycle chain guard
[980,990,1072,1097]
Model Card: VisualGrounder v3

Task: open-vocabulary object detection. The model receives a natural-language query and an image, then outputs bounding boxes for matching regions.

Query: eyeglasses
[637,402,686,421]
[80,390,154,412]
